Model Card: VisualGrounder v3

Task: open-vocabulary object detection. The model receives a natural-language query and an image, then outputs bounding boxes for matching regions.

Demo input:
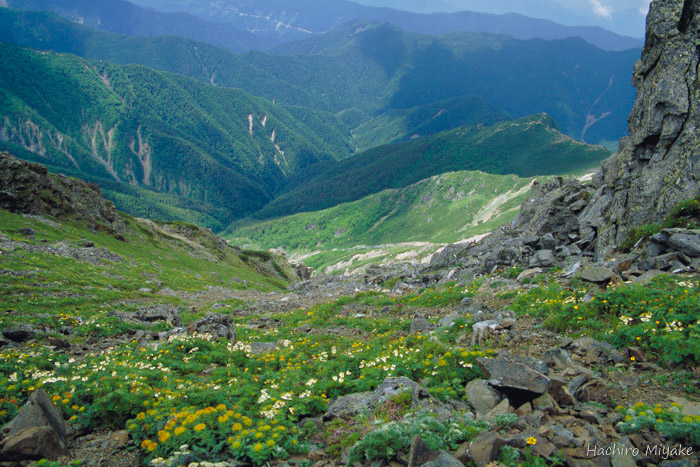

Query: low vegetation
[1,206,698,465]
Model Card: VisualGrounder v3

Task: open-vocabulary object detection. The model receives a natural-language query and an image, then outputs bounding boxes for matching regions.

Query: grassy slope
[228,171,538,273]
[0,207,293,332]
[255,114,610,220]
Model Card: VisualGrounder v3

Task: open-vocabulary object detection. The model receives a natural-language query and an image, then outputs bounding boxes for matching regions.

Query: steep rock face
[590,0,699,254]
[0,151,125,232]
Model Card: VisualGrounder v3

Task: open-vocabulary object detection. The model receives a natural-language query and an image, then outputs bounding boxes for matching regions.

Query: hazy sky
[549,0,651,18]
[444,0,652,36]
[358,0,653,37]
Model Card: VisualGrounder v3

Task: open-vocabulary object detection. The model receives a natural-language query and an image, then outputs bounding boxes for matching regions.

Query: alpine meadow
[0,0,698,466]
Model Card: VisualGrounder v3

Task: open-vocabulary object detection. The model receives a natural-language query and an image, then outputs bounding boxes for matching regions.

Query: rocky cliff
[590,0,699,255]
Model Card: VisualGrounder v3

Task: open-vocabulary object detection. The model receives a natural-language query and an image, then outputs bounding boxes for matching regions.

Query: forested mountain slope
[0,42,352,229]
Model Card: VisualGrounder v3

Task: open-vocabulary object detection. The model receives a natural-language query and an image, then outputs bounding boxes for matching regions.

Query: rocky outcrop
[1,389,70,461]
[0,151,125,233]
[590,0,699,255]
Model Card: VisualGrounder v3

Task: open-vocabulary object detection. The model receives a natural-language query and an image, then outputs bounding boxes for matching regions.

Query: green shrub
[348,412,488,464]
[616,402,700,446]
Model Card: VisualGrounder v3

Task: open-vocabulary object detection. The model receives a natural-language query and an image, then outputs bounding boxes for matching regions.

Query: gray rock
[644,239,667,257]
[3,389,70,461]
[610,437,640,467]
[8,389,68,442]
[555,245,571,259]
[516,268,542,282]
[323,392,373,421]
[1,425,70,461]
[371,377,449,419]
[667,229,700,257]
[0,152,125,232]
[408,435,438,467]
[476,356,550,395]
[186,312,236,342]
[550,424,575,448]
[465,379,504,415]
[135,304,182,327]
[438,312,461,328]
[324,377,451,422]
[410,317,435,334]
[588,0,700,255]
[468,433,506,466]
[530,249,555,267]
[539,233,556,250]
[568,337,624,364]
[580,266,613,283]
[421,452,465,467]
[483,398,511,423]
[2,323,37,343]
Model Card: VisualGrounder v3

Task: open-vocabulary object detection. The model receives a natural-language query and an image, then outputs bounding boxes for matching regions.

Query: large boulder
[2,389,70,461]
[465,379,504,416]
[476,356,550,395]
[1,323,37,343]
[186,312,236,342]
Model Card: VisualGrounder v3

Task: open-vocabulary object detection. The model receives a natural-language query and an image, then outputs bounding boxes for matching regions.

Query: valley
[0,0,698,466]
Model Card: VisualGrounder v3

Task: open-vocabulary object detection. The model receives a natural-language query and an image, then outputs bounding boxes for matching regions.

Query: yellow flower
[216,404,227,412]
[630,356,636,362]
[147,441,157,452]
[158,430,170,443]
[253,443,264,452]
[266,439,275,447]
[526,437,537,445]
[194,423,206,432]
[232,440,241,449]
[137,412,146,420]
[174,426,187,436]
[183,414,197,425]
[141,439,152,449]
[232,422,243,431]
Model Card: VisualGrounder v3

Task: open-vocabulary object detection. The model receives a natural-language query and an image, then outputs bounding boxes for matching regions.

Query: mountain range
[0,8,639,145]
[6,0,643,51]
[0,0,637,236]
